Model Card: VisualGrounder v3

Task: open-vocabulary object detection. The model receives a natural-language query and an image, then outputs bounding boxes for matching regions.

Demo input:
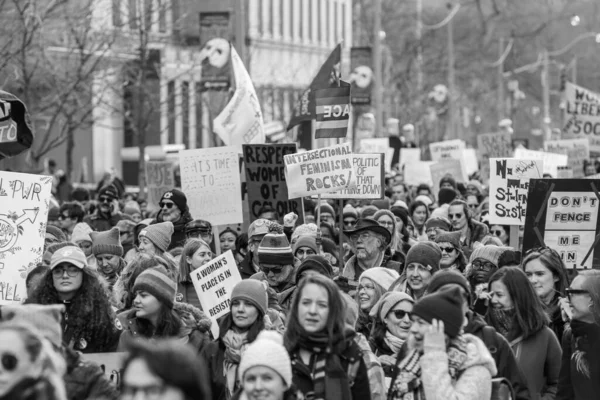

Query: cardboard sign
[429,139,467,180]
[243,144,303,222]
[399,148,421,169]
[430,159,464,197]
[199,12,232,91]
[359,138,389,154]
[179,146,243,224]
[462,148,479,177]
[284,143,355,198]
[514,148,567,177]
[557,166,574,179]
[477,133,513,181]
[488,159,543,225]
[83,353,125,386]
[562,82,600,151]
[191,250,242,337]
[145,161,175,211]
[544,138,590,178]
[523,179,600,269]
[320,154,384,199]
[404,161,434,186]
[0,171,52,304]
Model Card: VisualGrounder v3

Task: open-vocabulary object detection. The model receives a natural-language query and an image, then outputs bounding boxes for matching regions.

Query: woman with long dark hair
[486,267,562,400]
[408,201,429,241]
[522,247,569,341]
[284,274,371,400]
[26,245,120,353]
[177,238,213,309]
[201,280,269,400]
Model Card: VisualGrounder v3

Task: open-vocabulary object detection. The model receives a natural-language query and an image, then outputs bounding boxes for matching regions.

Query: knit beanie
[42,241,76,265]
[427,269,470,295]
[290,223,318,244]
[414,195,433,207]
[90,227,123,257]
[98,184,119,200]
[425,217,451,232]
[359,267,400,291]
[123,201,142,217]
[292,235,318,256]
[295,255,334,281]
[0,304,64,348]
[45,225,67,243]
[392,200,409,210]
[469,245,505,267]
[412,287,464,338]
[133,266,177,309]
[139,221,174,252]
[160,189,188,213]
[390,206,409,227]
[342,204,358,219]
[47,207,60,222]
[238,331,293,388]
[438,188,458,205]
[405,241,442,272]
[369,291,414,321]
[231,280,268,316]
[361,205,378,219]
[467,180,483,194]
[434,230,461,248]
[373,209,396,229]
[439,175,457,190]
[71,223,93,244]
[258,231,294,266]
[417,183,431,194]
[316,202,335,217]
[371,198,391,210]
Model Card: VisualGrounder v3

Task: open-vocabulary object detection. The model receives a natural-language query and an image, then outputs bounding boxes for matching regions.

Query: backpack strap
[481,326,499,355]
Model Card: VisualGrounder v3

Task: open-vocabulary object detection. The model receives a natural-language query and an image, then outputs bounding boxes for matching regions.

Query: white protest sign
[429,139,468,180]
[284,143,355,198]
[145,161,175,211]
[179,146,243,225]
[544,138,589,178]
[557,166,574,179]
[514,147,567,177]
[562,82,600,151]
[430,159,464,197]
[489,158,543,225]
[320,154,384,199]
[585,173,600,179]
[0,171,53,304]
[191,250,242,338]
[399,148,421,169]
[462,148,479,177]
[359,138,389,154]
[404,161,434,186]
[477,132,513,181]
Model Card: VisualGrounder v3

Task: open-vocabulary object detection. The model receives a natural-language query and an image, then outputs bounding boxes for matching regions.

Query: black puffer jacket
[64,348,119,400]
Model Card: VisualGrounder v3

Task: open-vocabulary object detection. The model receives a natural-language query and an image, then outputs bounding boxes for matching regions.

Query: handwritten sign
[562,82,600,152]
[0,171,52,304]
[284,143,355,198]
[83,353,125,386]
[359,138,389,154]
[524,179,600,269]
[544,138,590,178]
[557,166,574,179]
[429,139,467,180]
[404,161,434,186]
[462,149,478,177]
[320,154,384,199]
[399,148,421,170]
[145,161,174,211]
[477,133,512,181]
[243,144,303,222]
[191,250,242,337]
[430,159,464,197]
[179,147,242,224]
[514,148,567,177]
[489,158,543,225]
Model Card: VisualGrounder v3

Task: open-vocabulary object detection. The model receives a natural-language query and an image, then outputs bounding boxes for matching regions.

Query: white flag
[213,45,265,147]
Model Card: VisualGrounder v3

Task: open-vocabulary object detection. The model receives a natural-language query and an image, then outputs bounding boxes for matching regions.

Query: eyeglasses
[490,230,504,236]
[449,213,463,220]
[390,309,412,320]
[439,246,455,253]
[121,384,165,399]
[358,283,376,292]
[378,221,394,227]
[52,265,81,277]
[1,353,18,371]
[99,196,112,203]
[566,288,589,300]
[350,232,375,242]
[159,202,175,209]
[472,259,497,272]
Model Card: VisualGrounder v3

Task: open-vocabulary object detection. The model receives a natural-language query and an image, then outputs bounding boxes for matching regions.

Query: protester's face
[243,365,287,400]
[298,283,329,333]
[96,254,121,276]
[426,227,446,242]
[384,300,413,340]
[466,195,479,212]
[188,230,213,244]
[122,358,185,400]
[98,195,112,214]
[471,258,497,284]
[376,215,395,234]
[159,200,182,223]
[408,315,432,351]
[438,242,458,267]
[52,263,83,295]
[220,232,237,253]
[320,226,333,239]
[393,174,404,185]
[133,291,162,320]
[568,276,594,323]
[58,212,76,231]
[490,280,513,310]
[391,185,407,202]
[405,263,432,292]
[350,231,382,260]
[440,182,454,190]
[357,278,380,312]
[490,225,508,245]
[131,213,143,223]
[394,217,404,233]
[0,330,42,397]
[295,247,316,263]
[138,236,157,256]
[77,240,93,257]
[262,264,294,287]
[343,216,357,229]
[231,299,260,329]
[466,185,480,197]
[417,189,430,197]
[320,213,334,226]
[411,206,427,226]
[448,205,467,230]
[187,245,212,271]
[524,258,557,301]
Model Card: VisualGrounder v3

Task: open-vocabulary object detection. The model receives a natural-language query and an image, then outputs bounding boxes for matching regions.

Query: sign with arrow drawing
[0,171,53,303]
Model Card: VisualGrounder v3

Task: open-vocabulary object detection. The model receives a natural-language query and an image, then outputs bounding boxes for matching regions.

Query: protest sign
[350,47,373,105]
[243,144,304,223]
[314,85,351,139]
[544,138,589,178]
[429,139,467,180]
[488,158,543,225]
[320,154,384,199]
[0,171,52,304]
[557,166,574,179]
[523,179,600,269]
[199,12,232,91]
[284,143,355,198]
[514,147,567,177]
[430,159,464,197]
[477,133,512,181]
[83,353,125,385]
[404,161,434,187]
[191,250,242,337]
[359,138,389,154]
[562,82,600,150]
[463,148,478,177]
[399,148,420,169]
[145,161,174,211]
[179,146,242,225]
[585,173,600,179]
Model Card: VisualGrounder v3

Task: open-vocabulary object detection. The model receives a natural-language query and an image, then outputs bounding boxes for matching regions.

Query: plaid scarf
[222,329,249,398]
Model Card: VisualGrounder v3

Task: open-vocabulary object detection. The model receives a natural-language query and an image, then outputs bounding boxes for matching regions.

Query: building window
[167,80,176,144]
[182,81,190,147]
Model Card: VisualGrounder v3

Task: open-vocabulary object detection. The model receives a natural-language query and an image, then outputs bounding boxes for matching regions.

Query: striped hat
[258,232,294,266]
[133,266,177,309]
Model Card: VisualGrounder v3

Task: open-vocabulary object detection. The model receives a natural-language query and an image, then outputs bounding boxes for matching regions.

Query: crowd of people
[2,168,599,400]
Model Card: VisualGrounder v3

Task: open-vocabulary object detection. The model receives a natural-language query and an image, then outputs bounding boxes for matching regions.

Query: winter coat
[83,212,124,232]
[201,338,237,400]
[64,348,119,400]
[249,271,296,315]
[464,311,530,400]
[355,332,386,400]
[238,252,260,279]
[454,219,488,259]
[176,281,201,310]
[341,255,402,294]
[151,211,192,250]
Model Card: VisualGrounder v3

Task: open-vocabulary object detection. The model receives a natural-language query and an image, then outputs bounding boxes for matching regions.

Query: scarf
[389,336,468,400]
[384,331,405,355]
[487,307,520,341]
[222,329,249,398]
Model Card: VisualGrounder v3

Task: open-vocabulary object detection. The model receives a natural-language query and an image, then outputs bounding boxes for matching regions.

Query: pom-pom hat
[238,331,293,388]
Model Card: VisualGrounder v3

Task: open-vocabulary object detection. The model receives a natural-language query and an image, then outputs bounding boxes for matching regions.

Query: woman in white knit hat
[355,267,400,340]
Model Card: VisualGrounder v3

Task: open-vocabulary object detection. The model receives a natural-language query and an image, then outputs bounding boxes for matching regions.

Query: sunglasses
[58,214,71,220]
[1,352,18,371]
[390,309,412,320]
[439,246,455,253]
[490,230,504,236]
[565,288,589,299]
[99,197,112,203]
[159,202,175,209]
[449,213,463,220]
[261,265,284,274]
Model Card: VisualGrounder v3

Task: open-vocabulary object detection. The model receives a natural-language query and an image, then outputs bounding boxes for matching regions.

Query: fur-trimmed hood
[459,333,497,376]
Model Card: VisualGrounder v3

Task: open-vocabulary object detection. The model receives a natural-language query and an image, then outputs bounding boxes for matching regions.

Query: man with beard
[90,227,125,293]
[151,189,192,250]
[341,219,401,294]
[83,184,124,232]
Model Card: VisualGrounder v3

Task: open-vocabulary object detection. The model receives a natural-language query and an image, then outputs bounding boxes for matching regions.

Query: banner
[314,85,351,138]
[430,159,464,197]
[357,138,393,172]
[514,147,567,177]
[243,144,304,223]
[404,161,434,186]
[544,138,589,178]
[488,158,543,225]
[213,45,265,147]
[287,44,342,130]
[284,143,355,198]
[477,133,512,181]
[350,47,373,105]
[320,154,384,199]
[199,12,232,91]
[523,179,600,269]
[83,353,125,385]
[191,250,242,337]
[145,161,175,211]
[179,146,242,224]
[562,82,600,149]
[0,171,52,304]
[429,139,467,181]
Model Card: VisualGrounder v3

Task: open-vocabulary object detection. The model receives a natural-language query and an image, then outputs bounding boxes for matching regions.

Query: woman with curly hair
[25,245,120,353]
